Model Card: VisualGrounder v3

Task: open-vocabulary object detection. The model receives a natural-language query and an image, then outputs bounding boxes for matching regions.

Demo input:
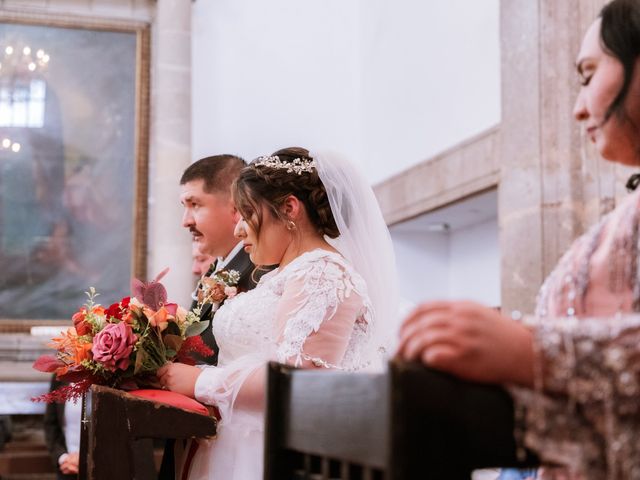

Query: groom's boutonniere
[195,269,241,313]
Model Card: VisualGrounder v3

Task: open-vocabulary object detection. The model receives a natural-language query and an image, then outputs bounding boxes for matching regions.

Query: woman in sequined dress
[397,0,640,478]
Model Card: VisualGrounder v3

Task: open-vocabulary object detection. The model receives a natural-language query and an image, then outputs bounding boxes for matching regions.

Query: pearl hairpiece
[253,155,316,175]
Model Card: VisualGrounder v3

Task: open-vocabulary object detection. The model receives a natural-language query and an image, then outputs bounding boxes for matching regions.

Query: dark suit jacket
[194,248,266,366]
[43,376,77,480]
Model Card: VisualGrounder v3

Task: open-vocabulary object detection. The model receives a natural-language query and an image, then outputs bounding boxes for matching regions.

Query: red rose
[105,297,131,321]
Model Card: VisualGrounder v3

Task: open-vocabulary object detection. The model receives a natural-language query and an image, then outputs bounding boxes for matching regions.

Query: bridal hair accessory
[253,155,316,175]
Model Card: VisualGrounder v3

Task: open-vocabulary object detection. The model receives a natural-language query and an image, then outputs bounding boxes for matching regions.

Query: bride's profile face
[573,19,640,166]
[234,205,290,265]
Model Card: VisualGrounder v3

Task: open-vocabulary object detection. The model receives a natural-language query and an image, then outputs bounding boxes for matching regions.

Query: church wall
[390,193,500,309]
[191,0,362,167]
[190,0,501,185]
[359,0,501,184]
[390,230,449,306]
[448,217,500,306]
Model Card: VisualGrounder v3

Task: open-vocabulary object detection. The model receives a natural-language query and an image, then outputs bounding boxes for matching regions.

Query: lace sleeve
[193,256,366,424]
[194,354,266,425]
[275,258,365,369]
[511,314,640,477]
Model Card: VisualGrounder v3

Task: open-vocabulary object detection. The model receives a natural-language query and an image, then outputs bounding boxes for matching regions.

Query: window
[0,79,46,128]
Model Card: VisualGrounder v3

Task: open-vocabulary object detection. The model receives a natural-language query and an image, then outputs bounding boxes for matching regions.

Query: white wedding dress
[184,248,373,480]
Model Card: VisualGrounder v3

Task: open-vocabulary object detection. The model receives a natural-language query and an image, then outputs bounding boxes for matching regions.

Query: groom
[159,154,263,479]
[179,154,260,365]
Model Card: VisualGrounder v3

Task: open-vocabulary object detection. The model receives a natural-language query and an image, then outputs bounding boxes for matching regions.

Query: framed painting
[0,12,149,326]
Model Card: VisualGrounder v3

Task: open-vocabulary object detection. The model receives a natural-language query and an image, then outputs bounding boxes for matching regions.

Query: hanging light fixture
[0,42,50,76]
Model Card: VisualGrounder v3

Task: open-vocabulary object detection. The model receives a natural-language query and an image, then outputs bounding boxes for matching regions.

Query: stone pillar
[498,0,631,313]
[148,0,193,304]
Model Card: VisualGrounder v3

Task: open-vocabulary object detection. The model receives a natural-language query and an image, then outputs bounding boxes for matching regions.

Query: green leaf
[186,320,209,337]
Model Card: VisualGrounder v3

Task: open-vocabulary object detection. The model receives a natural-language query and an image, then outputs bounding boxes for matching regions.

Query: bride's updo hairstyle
[232,147,340,239]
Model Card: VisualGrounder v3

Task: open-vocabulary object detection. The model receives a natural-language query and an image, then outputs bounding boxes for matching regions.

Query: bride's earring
[286,220,297,231]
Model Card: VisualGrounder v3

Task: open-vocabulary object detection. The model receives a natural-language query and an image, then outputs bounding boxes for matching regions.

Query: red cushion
[128,389,209,416]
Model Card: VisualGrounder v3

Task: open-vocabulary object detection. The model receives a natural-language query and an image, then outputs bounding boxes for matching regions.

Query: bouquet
[33,269,213,403]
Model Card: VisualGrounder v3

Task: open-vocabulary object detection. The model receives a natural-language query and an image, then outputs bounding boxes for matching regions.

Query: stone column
[148,0,193,304]
[498,0,632,313]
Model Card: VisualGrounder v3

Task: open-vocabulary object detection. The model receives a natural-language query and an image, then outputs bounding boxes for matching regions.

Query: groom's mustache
[189,226,202,237]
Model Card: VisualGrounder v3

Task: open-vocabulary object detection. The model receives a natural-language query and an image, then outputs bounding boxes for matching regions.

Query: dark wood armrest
[80,385,217,480]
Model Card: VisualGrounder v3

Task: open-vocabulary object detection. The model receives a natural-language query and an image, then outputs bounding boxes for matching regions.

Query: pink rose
[91,322,137,371]
[224,286,237,299]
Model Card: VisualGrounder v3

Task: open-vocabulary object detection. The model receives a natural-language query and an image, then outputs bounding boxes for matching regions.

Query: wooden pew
[80,385,217,480]
[265,361,539,480]
[265,361,388,480]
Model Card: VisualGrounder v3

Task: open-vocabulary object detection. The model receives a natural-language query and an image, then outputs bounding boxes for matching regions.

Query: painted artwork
[0,19,148,320]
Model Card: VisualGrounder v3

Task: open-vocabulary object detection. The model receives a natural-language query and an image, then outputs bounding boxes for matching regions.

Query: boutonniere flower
[196,269,241,310]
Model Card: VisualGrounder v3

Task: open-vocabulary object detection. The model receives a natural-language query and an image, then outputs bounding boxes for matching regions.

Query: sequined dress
[512,188,640,479]
[183,249,372,480]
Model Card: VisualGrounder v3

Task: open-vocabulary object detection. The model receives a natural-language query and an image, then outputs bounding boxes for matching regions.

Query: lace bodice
[193,249,372,424]
[214,248,371,369]
[511,189,640,479]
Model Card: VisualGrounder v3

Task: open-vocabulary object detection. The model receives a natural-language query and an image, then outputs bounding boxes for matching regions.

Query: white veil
[312,151,399,371]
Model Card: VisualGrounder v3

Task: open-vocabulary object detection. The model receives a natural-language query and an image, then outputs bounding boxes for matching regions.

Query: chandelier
[0,43,50,75]
[1,136,20,153]
[0,42,51,132]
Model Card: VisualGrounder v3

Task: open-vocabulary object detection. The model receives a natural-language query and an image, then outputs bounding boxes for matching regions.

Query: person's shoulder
[289,249,344,272]
[288,249,365,287]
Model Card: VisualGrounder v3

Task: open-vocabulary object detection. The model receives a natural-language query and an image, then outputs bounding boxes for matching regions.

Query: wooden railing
[265,361,539,480]
[79,386,217,480]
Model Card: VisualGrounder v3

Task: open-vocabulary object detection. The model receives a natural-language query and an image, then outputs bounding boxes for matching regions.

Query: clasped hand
[396,300,535,387]
[156,362,203,398]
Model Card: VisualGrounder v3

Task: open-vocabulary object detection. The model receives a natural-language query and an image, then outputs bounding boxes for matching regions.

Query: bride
[158,147,398,479]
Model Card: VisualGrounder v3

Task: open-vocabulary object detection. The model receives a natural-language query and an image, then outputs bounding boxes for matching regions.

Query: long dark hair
[600,0,640,120]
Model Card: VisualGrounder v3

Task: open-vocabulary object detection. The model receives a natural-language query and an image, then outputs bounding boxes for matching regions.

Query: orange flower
[47,328,93,375]
[144,306,169,331]
[121,311,135,325]
[73,342,93,364]
[49,328,78,352]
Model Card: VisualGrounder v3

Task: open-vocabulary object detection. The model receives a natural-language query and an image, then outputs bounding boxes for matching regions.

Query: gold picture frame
[0,11,150,330]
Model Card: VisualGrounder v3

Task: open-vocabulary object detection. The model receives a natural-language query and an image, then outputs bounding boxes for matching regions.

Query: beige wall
[376,0,635,314]
[499,0,633,313]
